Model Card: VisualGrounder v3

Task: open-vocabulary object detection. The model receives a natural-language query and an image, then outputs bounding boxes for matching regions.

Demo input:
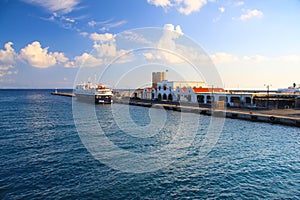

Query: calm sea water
[0,89,299,199]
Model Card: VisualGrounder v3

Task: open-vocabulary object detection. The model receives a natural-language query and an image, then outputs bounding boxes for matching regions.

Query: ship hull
[75,94,113,104]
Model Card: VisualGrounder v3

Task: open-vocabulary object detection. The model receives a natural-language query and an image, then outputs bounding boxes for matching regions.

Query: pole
[264,84,271,110]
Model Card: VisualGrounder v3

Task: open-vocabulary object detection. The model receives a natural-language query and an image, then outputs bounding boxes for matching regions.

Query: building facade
[142,80,254,107]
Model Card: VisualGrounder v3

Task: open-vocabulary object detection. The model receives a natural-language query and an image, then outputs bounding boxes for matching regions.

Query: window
[163,94,167,100]
[230,96,240,103]
[158,94,162,101]
[207,95,215,103]
[218,96,227,102]
[197,95,205,103]
[187,94,191,102]
[163,85,167,90]
[245,97,251,104]
[168,94,173,101]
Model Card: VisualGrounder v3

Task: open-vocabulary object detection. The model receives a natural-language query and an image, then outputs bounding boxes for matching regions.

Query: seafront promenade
[51,91,300,127]
[116,99,300,127]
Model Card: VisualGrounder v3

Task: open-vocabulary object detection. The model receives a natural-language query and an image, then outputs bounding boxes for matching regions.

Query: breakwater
[50,92,300,127]
[115,99,300,127]
[51,91,75,97]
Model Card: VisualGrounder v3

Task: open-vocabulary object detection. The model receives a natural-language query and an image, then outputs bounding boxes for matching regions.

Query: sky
[0,0,300,89]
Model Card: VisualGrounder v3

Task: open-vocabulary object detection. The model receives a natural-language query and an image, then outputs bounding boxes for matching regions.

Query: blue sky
[0,0,300,89]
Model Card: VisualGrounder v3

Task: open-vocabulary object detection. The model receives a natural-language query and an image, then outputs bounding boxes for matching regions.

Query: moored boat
[74,82,113,104]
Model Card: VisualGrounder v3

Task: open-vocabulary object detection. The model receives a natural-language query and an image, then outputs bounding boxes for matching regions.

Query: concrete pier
[119,99,300,127]
[51,91,75,97]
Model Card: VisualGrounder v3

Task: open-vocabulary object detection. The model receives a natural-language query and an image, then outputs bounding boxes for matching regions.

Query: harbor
[51,90,300,127]
[51,70,300,128]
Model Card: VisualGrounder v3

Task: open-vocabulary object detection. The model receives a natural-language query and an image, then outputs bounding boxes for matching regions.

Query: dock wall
[50,92,300,127]
[119,99,300,128]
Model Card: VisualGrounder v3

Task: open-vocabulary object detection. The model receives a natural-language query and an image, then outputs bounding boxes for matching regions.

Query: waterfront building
[142,88,157,100]
[156,80,205,101]
[142,79,255,108]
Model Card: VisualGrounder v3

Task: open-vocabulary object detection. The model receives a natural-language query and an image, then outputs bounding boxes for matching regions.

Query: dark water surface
[0,90,299,199]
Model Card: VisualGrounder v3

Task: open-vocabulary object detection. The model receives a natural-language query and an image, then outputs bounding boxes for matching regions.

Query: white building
[142,88,157,100]
[156,80,205,101]
[142,80,254,107]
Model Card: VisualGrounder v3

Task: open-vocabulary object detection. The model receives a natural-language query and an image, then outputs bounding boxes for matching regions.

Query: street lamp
[264,84,272,109]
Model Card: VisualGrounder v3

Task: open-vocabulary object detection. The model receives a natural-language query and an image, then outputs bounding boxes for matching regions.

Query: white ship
[74,82,113,104]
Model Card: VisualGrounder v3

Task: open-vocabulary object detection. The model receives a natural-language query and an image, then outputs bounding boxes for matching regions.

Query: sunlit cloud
[89,33,115,43]
[22,0,81,14]
[147,0,210,15]
[143,24,185,64]
[20,41,69,68]
[240,9,263,20]
[0,42,18,77]
[219,7,225,13]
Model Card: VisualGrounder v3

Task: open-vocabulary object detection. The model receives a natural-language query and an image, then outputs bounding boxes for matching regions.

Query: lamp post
[264,84,272,109]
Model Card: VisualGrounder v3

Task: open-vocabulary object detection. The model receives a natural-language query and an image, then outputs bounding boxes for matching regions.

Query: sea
[0,89,299,199]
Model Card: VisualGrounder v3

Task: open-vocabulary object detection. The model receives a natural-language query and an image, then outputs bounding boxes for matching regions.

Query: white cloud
[99,20,127,32]
[22,0,80,14]
[79,32,88,37]
[65,53,103,68]
[219,7,225,13]
[0,42,17,69]
[90,33,115,43]
[92,36,133,64]
[0,69,18,78]
[93,41,117,58]
[87,19,127,31]
[210,52,239,64]
[88,20,97,27]
[121,31,153,45]
[234,1,244,7]
[143,52,155,60]
[142,24,185,64]
[0,41,71,77]
[52,52,69,63]
[147,0,172,7]
[147,0,209,15]
[0,42,18,77]
[178,0,207,15]
[240,9,263,20]
[61,16,75,23]
[163,24,184,36]
[20,41,68,68]
[66,32,133,68]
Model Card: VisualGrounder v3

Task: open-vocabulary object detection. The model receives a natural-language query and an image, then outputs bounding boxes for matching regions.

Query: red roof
[182,88,187,92]
[192,87,225,93]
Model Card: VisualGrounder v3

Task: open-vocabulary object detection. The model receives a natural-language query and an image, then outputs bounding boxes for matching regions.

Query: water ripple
[0,90,299,199]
